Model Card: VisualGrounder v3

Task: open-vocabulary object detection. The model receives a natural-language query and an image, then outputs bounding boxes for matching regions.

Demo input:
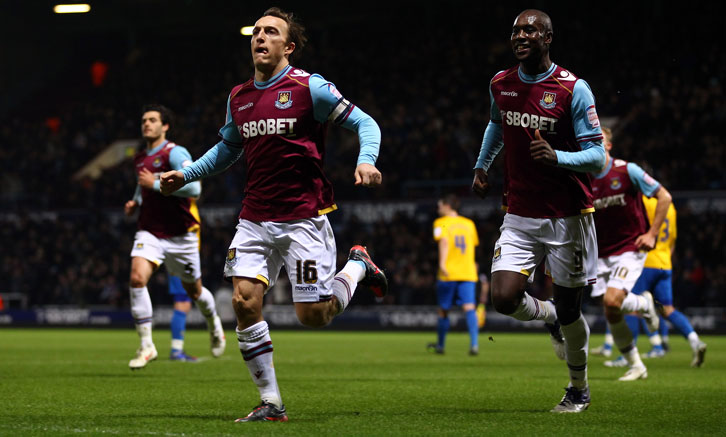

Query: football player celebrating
[161,8,386,422]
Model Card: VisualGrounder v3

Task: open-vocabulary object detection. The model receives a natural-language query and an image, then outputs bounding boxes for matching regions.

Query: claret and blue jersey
[591,157,661,257]
[181,65,381,222]
[134,140,201,238]
[475,63,606,219]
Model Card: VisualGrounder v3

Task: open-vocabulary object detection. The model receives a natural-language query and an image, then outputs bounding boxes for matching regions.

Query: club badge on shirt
[540,91,557,109]
[275,91,293,110]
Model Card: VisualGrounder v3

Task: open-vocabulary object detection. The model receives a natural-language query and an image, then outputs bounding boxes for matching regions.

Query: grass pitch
[0,328,722,436]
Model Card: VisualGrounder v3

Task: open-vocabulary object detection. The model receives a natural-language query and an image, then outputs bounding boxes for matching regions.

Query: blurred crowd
[1,2,724,309]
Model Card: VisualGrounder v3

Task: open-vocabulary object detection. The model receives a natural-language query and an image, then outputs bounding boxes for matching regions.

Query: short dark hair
[262,7,307,61]
[439,193,460,211]
[141,104,174,131]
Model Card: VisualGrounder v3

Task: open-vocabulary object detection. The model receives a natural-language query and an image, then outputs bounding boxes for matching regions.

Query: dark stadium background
[1,1,725,330]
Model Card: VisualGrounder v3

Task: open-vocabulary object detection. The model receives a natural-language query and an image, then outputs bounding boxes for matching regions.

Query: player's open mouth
[514,44,529,55]
[255,47,268,54]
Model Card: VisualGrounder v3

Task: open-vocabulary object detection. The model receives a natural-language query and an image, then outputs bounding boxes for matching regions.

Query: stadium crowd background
[1,1,724,312]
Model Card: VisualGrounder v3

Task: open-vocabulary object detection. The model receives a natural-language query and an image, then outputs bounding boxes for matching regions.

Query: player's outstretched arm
[160,171,185,195]
[161,141,243,195]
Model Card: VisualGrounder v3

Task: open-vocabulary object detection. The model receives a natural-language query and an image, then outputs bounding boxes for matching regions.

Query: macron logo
[237,102,254,112]
[500,91,518,97]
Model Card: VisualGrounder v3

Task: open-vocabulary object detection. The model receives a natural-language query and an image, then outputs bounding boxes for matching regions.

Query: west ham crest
[275,91,293,109]
[226,248,237,266]
[610,177,622,190]
[540,91,557,109]
[152,157,163,168]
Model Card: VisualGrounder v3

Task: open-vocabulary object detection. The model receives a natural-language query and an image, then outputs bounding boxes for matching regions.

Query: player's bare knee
[297,311,331,328]
[491,294,517,315]
[602,294,621,312]
[295,303,334,328]
[129,273,146,288]
[182,281,201,300]
[232,290,260,319]
[490,272,526,315]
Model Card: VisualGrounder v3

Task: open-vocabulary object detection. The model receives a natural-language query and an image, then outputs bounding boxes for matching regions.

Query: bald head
[510,9,554,72]
[515,9,553,34]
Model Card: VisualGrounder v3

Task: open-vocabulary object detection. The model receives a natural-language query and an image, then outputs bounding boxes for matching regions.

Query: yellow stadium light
[53,4,91,14]
[240,26,254,36]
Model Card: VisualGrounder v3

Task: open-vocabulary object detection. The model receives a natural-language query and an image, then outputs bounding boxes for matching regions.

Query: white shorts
[590,251,647,297]
[130,230,201,282]
[491,213,598,288]
[224,216,337,303]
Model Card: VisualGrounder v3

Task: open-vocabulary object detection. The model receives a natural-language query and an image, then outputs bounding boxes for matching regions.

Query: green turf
[0,328,722,436]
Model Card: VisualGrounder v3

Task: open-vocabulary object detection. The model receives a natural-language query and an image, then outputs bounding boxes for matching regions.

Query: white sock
[171,339,184,351]
[342,260,366,282]
[649,334,663,347]
[609,319,643,367]
[331,261,365,314]
[194,287,218,325]
[620,293,647,313]
[236,321,282,408]
[604,333,614,347]
[624,347,645,368]
[509,293,557,323]
[560,315,589,390]
[687,332,702,351]
[130,286,153,348]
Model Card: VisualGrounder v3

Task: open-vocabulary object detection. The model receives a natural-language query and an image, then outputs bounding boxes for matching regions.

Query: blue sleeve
[488,81,502,123]
[181,141,244,183]
[218,94,244,147]
[626,162,661,197]
[309,74,380,165]
[161,146,201,198]
[555,143,606,172]
[133,185,142,204]
[571,80,603,142]
[474,83,504,171]
[554,80,606,172]
[474,121,503,171]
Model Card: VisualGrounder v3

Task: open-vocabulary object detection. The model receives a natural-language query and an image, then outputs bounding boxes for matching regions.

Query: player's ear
[285,41,296,58]
[544,30,553,45]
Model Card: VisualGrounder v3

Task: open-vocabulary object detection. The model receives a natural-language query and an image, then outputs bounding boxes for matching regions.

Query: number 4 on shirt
[454,235,466,253]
